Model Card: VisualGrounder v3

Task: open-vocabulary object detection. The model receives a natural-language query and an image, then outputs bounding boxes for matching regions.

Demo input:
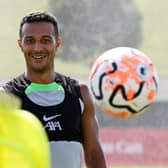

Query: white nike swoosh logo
[43,114,61,122]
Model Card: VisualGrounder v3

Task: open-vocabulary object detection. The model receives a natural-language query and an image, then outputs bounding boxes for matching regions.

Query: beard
[27,61,54,74]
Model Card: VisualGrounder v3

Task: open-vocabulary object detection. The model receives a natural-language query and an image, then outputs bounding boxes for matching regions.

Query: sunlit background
[0,0,167,168]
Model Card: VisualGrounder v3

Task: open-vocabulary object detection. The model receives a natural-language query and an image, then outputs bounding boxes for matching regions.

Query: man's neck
[25,71,56,84]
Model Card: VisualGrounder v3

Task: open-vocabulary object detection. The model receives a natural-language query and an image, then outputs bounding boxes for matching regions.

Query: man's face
[18,22,61,73]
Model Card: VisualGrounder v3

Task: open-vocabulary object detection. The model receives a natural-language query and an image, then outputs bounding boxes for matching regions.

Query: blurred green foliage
[0,0,167,79]
[49,0,141,63]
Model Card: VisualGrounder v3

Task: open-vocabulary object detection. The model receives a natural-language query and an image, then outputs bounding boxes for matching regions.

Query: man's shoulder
[55,72,79,86]
[55,72,82,99]
[2,74,28,93]
[55,72,77,80]
[5,74,25,84]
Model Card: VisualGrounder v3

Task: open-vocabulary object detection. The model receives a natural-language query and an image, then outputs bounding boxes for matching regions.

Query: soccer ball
[89,47,159,118]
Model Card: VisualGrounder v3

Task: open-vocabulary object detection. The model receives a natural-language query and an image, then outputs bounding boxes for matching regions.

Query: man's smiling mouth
[32,53,47,59]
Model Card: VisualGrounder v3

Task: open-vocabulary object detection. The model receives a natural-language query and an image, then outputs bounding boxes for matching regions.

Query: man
[1,11,106,168]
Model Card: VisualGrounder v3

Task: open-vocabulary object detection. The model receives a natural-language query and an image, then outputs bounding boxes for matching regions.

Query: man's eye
[41,38,52,44]
[24,38,34,44]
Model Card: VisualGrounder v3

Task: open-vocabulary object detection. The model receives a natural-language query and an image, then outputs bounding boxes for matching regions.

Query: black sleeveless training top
[3,73,83,143]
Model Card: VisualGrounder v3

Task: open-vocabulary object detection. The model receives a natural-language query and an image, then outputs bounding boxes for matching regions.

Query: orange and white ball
[89,47,159,118]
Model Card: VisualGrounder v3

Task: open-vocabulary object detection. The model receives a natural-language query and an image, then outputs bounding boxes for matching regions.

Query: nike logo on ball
[43,114,61,121]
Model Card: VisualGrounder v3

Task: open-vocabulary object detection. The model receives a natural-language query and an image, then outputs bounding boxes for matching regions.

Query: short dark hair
[19,11,59,38]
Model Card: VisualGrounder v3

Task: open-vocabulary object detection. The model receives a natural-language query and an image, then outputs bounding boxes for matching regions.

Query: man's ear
[56,38,62,48]
[17,39,24,52]
[17,39,22,48]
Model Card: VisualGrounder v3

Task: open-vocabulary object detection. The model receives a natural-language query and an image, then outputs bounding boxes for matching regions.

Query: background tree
[49,0,141,65]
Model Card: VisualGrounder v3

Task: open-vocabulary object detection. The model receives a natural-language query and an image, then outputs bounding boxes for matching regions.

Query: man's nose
[34,42,43,51]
